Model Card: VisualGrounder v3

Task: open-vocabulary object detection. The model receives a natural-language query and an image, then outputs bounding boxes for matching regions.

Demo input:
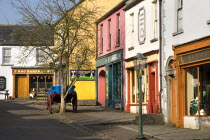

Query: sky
[0,0,39,25]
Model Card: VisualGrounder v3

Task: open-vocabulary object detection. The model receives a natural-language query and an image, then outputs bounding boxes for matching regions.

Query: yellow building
[55,0,123,105]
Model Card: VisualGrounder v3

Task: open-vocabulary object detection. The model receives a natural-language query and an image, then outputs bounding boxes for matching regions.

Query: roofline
[95,0,128,24]
[0,24,36,27]
[124,0,144,11]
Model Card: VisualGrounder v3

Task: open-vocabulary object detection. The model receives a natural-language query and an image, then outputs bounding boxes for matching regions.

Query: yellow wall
[56,0,123,101]
[75,81,96,100]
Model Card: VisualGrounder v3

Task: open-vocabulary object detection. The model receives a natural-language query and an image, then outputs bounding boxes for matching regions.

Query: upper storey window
[116,13,120,47]
[100,24,103,54]
[173,0,183,36]
[2,48,11,64]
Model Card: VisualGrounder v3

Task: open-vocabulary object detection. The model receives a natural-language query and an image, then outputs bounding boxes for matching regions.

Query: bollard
[4,90,9,100]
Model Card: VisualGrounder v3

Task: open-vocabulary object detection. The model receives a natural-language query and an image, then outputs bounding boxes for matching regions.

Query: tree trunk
[60,93,66,113]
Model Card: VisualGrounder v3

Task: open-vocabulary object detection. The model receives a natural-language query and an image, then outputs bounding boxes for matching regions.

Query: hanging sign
[0,76,6,91]
[138,7,146,45]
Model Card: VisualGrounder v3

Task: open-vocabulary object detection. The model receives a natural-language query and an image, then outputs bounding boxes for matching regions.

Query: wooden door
[16,76,28,98]
[170,77,176,124]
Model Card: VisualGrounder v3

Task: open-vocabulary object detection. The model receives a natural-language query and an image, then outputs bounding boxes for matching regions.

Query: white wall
[162,0,210,123]
[125,0,160,59]
[0,46,37,99]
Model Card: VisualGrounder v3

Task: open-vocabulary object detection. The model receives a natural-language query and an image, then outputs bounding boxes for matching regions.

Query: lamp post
[133,53,147,139]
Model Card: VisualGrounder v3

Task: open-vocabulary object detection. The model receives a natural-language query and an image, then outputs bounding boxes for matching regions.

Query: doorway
[15,75,28,98]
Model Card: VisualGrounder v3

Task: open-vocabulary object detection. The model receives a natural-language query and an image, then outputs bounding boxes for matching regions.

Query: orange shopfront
[173,36,210,129]
[12,68,54,98]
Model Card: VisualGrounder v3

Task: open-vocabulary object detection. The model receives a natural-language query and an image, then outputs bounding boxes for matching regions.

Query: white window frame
[173,0,183,36]
[151,0,158,43]
[2,48,11,64]
[131,13,134,48]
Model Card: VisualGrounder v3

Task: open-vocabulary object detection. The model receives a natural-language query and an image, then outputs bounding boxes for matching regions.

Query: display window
[186,64,210,116]
[129,69,147,104]
[30,75,53,93]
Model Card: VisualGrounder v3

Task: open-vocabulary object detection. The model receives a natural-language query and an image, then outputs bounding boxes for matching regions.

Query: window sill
[115,44,120,47]
[106,48,111,51]
[206,20,210,25]
[1,64,14,66]
[128,46,134,51]
[150,38,158,43]
[172,30,183,36]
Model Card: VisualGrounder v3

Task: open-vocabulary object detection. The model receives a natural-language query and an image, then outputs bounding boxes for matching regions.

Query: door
[15,75,28,98]
[170,76,176,124]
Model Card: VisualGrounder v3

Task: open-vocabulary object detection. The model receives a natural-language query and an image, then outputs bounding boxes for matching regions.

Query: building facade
[55,0,124,105]
[0,25,54,99]
[162,0,210,129]
[96,1,126,109]
[124,0,160,114]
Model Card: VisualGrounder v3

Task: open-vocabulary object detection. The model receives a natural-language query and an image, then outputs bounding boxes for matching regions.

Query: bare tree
[12,0,100,113]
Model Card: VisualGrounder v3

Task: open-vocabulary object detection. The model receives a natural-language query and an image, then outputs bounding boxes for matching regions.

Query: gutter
[159,0,163,114]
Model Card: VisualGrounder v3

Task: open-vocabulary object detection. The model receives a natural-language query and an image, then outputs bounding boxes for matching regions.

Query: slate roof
[0,25,54,46]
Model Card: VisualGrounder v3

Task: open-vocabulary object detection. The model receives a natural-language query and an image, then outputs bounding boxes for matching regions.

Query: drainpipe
[95,24,99,105]
[159,0,163,114]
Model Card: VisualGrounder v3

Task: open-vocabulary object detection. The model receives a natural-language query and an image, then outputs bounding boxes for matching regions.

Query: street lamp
[133,53,147,139]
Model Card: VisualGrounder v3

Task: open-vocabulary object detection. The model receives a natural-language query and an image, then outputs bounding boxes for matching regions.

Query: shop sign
[96,51,122,67]
[138,7,146,45]
[179,49,210,64]
[13,69,54,74]
[0,77,6,91]
[70,70,95,81]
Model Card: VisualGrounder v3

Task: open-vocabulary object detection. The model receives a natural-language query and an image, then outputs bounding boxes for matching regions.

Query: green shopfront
[96,50,124,110]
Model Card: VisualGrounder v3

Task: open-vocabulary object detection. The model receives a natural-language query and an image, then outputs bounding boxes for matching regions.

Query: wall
[0,46,37,99]
[75,81,95,100]
[162,0,210,123]
[97,6,125,57]
[125,0,159,60]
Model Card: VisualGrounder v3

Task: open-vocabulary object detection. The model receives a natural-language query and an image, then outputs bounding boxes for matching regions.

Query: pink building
[96,1,126,110]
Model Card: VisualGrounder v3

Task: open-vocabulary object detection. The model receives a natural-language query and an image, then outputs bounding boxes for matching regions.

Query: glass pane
[177,9,183,30]
[4,49,11,56]
[201,64,210,116]
[3,56,11,63]
[186,67,198,116]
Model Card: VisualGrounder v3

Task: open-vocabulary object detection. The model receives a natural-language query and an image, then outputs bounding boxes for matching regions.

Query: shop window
[2,48,11,64]
[30,75,53,93]
[186,65,210,116]
[129,69,147,104]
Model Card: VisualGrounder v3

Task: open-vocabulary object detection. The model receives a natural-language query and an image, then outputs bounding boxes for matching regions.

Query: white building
[162,0,210,129]
[124,0,161,114]
[0,25,54,100]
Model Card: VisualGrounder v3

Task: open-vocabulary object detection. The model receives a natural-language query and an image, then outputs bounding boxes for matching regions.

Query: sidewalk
[46,103,210,140]
[11,100,210,140]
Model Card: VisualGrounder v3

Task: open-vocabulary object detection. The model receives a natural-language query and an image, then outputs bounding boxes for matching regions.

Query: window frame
[116,13,120,47]
[100,24,104,54]
[2,48,12,64]
[108,19,112,51]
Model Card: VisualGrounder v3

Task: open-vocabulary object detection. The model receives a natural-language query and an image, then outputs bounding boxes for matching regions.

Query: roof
[124,0,144,11]
[0,24,54,46]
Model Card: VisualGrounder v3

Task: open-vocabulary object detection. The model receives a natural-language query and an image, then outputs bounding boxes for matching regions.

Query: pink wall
[97,6,125,57]
[98,67,106,106]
